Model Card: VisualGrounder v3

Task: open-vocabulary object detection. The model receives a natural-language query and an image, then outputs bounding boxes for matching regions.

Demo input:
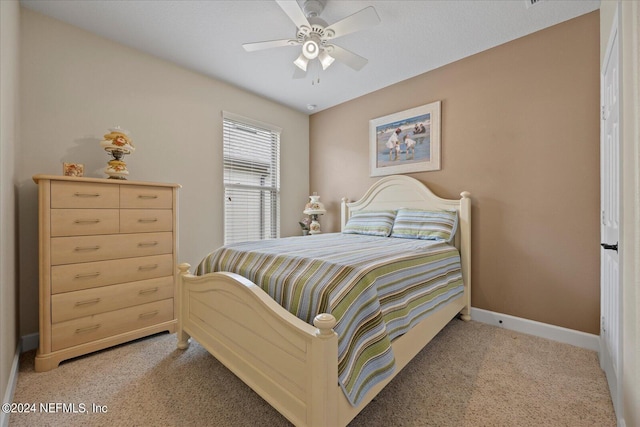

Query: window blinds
[223,113,280,245]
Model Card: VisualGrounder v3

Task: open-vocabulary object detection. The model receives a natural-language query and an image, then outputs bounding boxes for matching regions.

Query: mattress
[196,232,463,406]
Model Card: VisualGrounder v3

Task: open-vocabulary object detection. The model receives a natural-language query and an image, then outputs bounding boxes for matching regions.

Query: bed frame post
[340,197,350,231]
[308,313,339,427]
[459,191,472,321]
[176,263,192,349]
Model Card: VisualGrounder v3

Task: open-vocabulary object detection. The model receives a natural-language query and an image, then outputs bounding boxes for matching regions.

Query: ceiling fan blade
[324,6,380,39]
[275,0,311,31]
[327,44,368,71]
[242,39,298,52]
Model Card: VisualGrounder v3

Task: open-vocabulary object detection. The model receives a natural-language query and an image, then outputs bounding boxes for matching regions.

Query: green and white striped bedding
[391,208,458,243]
[196,233,464,406]
[342,210,396,236]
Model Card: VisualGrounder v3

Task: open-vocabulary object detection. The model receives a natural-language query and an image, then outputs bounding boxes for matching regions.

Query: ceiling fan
[242,0,380,77]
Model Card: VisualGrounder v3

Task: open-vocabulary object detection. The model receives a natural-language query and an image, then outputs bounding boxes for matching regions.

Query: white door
[600,11,621,419]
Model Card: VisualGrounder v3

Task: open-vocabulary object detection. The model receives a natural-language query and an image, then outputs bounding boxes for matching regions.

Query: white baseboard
[471,307,600,352]
[1,342,21,427]
[20,333,38,353]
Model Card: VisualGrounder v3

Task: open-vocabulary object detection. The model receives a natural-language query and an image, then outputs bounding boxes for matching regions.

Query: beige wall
[600,1,640,425]
[18,8,309,337]
[1,0,20,413]
[310,12,600,334]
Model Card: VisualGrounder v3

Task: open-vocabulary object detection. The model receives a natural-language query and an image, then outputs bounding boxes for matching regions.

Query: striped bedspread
[196,233,464,406]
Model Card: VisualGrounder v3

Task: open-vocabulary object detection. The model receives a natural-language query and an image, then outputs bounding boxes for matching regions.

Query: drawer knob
[74,246,101,252]
[138,218,158,223]
[74,272,101,279]
[74,192,100,198]
[74,219,101,224]
[138,264,158,271]
[138,310,159,319]
[75,298,101,307]
[138,194,158,199]
[138,287,159,295]
[75,324,101,334]
[138,241,159,247]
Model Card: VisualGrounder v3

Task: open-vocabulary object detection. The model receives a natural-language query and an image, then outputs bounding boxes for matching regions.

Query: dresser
[33,175,180,372]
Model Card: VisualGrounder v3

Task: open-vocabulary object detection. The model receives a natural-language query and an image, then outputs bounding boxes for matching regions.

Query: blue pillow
[343,210,396,237]
[391,209,458,243]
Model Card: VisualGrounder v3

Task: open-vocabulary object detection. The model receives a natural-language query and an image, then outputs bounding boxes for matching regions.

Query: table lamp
[303,192,327,234]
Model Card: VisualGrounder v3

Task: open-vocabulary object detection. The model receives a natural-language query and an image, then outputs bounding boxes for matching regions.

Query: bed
[176,175,471,426]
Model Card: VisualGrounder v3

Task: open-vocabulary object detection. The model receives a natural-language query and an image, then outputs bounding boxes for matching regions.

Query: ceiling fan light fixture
[318,50,335,70]
[294,53,309,71]
[302,35,321,59]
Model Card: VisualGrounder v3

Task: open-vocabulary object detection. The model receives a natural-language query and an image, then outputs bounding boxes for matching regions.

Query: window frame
[222,111,281,245]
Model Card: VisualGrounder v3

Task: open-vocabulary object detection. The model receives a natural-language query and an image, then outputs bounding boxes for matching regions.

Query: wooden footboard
[177,263,467,427]
[176,263,340,427]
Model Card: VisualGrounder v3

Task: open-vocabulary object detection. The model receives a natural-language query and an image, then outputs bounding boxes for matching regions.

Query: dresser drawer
[120,209,173,233]
[51,254,174,294]
[51,209,119,237]
[51,181,119,209]
[51,276,174,323]
[121,185,172,209]
[50,232,173,265]
[51,298,173,351]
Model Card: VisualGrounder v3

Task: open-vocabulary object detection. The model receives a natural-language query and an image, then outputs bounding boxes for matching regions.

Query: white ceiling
[20,0,600,114]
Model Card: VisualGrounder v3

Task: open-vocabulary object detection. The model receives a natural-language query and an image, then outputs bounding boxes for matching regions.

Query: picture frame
[369,100,441,177]
[63,162,84,177]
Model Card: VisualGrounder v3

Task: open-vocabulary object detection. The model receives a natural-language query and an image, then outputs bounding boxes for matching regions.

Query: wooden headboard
[340,175,471,303]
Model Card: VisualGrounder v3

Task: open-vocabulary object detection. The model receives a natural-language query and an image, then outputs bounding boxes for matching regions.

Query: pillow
[390,209,458,243]
[342,210,396,237]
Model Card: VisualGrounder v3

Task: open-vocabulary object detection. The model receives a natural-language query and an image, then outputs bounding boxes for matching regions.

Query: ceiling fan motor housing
[302,0,326,18]
[296,16,333,63]
[296,17,332,40]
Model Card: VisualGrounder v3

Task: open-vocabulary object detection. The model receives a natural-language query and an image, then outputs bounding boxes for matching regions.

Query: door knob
[600,242,618,252]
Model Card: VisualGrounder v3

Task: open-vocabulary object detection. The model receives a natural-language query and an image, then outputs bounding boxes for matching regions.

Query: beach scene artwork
[375,113,431,168]
[370,101,441,176]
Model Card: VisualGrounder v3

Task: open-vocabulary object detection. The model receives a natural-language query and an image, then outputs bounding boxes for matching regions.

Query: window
[223,112,280,245]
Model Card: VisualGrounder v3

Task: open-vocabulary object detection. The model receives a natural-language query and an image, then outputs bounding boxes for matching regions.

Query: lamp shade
[318,50,335,70]
[303,193,326,215]
[99,127,135,154]
[294,53,309,71]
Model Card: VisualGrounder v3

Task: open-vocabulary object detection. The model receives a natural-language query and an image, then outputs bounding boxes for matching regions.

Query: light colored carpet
[9,319,615,426]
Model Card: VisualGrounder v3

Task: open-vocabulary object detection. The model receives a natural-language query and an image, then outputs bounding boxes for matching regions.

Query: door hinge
[601,105,606,120]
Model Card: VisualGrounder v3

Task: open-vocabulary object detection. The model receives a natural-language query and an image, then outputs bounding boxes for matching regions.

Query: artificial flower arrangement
[299,217,311,235]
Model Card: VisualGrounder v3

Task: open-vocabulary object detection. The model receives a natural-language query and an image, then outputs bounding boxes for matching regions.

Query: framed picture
[63,162,84,177]
[369,100,441,177]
